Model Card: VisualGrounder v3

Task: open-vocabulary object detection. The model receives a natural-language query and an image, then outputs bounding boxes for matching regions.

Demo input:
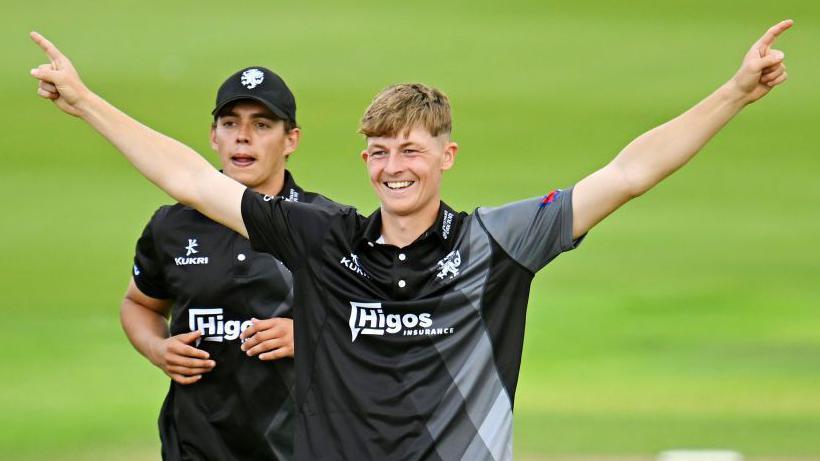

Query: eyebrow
[368,141,422,150]
[220,111,278,121]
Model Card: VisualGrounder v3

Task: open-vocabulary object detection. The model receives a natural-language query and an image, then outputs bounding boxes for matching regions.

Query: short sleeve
[240,189,338,271]
[476,187,584,273]
[132,210,171,299]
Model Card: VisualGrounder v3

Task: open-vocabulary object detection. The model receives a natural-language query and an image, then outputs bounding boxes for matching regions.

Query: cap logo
[240,68,265,89]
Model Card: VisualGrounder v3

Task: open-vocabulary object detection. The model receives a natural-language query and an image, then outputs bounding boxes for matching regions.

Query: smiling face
[210,100,300,195]
[362,126,458,219]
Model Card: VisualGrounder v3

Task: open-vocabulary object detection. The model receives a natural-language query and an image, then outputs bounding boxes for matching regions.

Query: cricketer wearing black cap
[121,67,343,461]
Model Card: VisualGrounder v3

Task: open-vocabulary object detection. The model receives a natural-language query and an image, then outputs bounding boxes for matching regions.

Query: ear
[441,141,458,171]
[284,127,301,159]
[361,149,369,163]
[209,125,218,151]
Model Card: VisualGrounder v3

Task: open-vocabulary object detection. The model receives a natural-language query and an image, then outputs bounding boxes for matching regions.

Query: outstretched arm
[29,32,248,237]
[572,20,792,239]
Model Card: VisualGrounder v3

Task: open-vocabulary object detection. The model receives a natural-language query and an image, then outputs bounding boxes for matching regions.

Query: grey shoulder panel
[476,188,576,273]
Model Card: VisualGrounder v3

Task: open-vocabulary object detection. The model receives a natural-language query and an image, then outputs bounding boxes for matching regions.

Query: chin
[227,170,259,187]
[381,201,419,217]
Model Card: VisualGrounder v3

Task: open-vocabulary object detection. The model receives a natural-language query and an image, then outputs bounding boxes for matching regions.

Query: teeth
[386,181,413,190]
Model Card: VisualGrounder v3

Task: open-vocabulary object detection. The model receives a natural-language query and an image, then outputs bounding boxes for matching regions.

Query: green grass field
[2,0,819,459]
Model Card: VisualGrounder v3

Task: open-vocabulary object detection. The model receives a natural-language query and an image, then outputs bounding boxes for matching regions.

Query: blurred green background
[2,0,818,460]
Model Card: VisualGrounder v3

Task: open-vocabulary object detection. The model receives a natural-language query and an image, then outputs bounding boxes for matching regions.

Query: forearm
[612,81,748,196]
[120,297,169,365]
[569,20,790,238]
[78,92,215,205]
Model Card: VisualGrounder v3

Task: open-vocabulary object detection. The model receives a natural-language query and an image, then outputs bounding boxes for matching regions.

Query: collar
[279,169,304,202]
[358,202,462,250]
[218,169,303,202]
[259,169,304,202]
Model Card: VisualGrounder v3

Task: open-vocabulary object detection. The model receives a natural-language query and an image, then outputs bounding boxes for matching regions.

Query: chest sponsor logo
[435,250,461,280]
[189,308,253,345]
[340,253,368,278]
[175,238,209,266]
[348,301,455,342]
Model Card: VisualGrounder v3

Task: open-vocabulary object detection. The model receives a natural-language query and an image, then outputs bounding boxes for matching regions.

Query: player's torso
[154,205,293,340]
[295,211,517,460]
[152,205,296,461]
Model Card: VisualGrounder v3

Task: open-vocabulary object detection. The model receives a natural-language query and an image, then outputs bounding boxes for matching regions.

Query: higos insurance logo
[348,302,454,342]
[189,308,253,344]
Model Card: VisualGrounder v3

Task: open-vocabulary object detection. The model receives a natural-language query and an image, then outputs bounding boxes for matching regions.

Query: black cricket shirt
[240,186,584,461]
[132,171,342,461]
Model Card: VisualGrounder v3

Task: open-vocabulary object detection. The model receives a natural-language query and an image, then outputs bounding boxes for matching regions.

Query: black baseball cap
[212,66,296,123]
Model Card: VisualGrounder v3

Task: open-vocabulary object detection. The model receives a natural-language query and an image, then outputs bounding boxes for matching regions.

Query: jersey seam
[474,210,536,277]
[472,221,516,412]
[135,205,173,299]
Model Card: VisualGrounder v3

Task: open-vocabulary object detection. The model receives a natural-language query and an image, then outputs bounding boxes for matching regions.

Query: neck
[380,199,440,248]
[249,170,286,197]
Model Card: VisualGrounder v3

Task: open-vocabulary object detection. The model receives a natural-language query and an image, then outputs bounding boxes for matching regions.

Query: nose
[384,151,405,175]
[236,121,251,144]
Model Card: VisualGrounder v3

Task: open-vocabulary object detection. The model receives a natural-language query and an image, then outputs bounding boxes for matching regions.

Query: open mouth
[231,154,256,167]
[384,180,415,190]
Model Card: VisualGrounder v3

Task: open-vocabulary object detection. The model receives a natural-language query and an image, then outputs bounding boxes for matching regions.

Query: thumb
[752,51,784,72]
[30,64,59,83]
[251,317,270,327]
[178,329,203,344]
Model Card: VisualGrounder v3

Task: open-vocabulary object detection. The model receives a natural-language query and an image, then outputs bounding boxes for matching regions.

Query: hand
[29,32,92,117]
[730,19,793,104]
[240,317,294,361]
[149,330,216,385]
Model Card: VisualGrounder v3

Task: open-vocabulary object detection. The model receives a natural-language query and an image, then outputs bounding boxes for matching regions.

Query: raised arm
[571,20,792,239]
[29,32,249,237]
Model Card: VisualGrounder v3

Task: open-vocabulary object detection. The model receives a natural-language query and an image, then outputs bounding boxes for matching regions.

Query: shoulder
[293,191,360,224]
[146,202,220,233]
[300,191,355,213]
[142,204,174,231]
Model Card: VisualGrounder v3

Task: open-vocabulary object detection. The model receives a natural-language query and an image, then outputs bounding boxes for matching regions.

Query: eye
[221,120,237,128]
[402,148,418,155]
[370,150,387,157]
[255,121,271,129]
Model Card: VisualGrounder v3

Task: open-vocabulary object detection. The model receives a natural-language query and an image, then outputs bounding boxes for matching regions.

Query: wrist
[75,89,103,121]
[721,78,754,107]
[145,336,165,366]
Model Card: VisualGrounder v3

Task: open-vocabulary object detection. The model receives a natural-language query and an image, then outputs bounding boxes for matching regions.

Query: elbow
[175,193,196,207]
[160,171,201,206]
[614,164,654,199]
[120,296,135,330]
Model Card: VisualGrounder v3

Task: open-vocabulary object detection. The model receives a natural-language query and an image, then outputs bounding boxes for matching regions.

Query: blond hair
[358,83,452,138]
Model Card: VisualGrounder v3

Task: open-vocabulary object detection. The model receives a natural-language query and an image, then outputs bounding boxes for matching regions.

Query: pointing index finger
[758,19,794,57]
[30,31,64,67]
